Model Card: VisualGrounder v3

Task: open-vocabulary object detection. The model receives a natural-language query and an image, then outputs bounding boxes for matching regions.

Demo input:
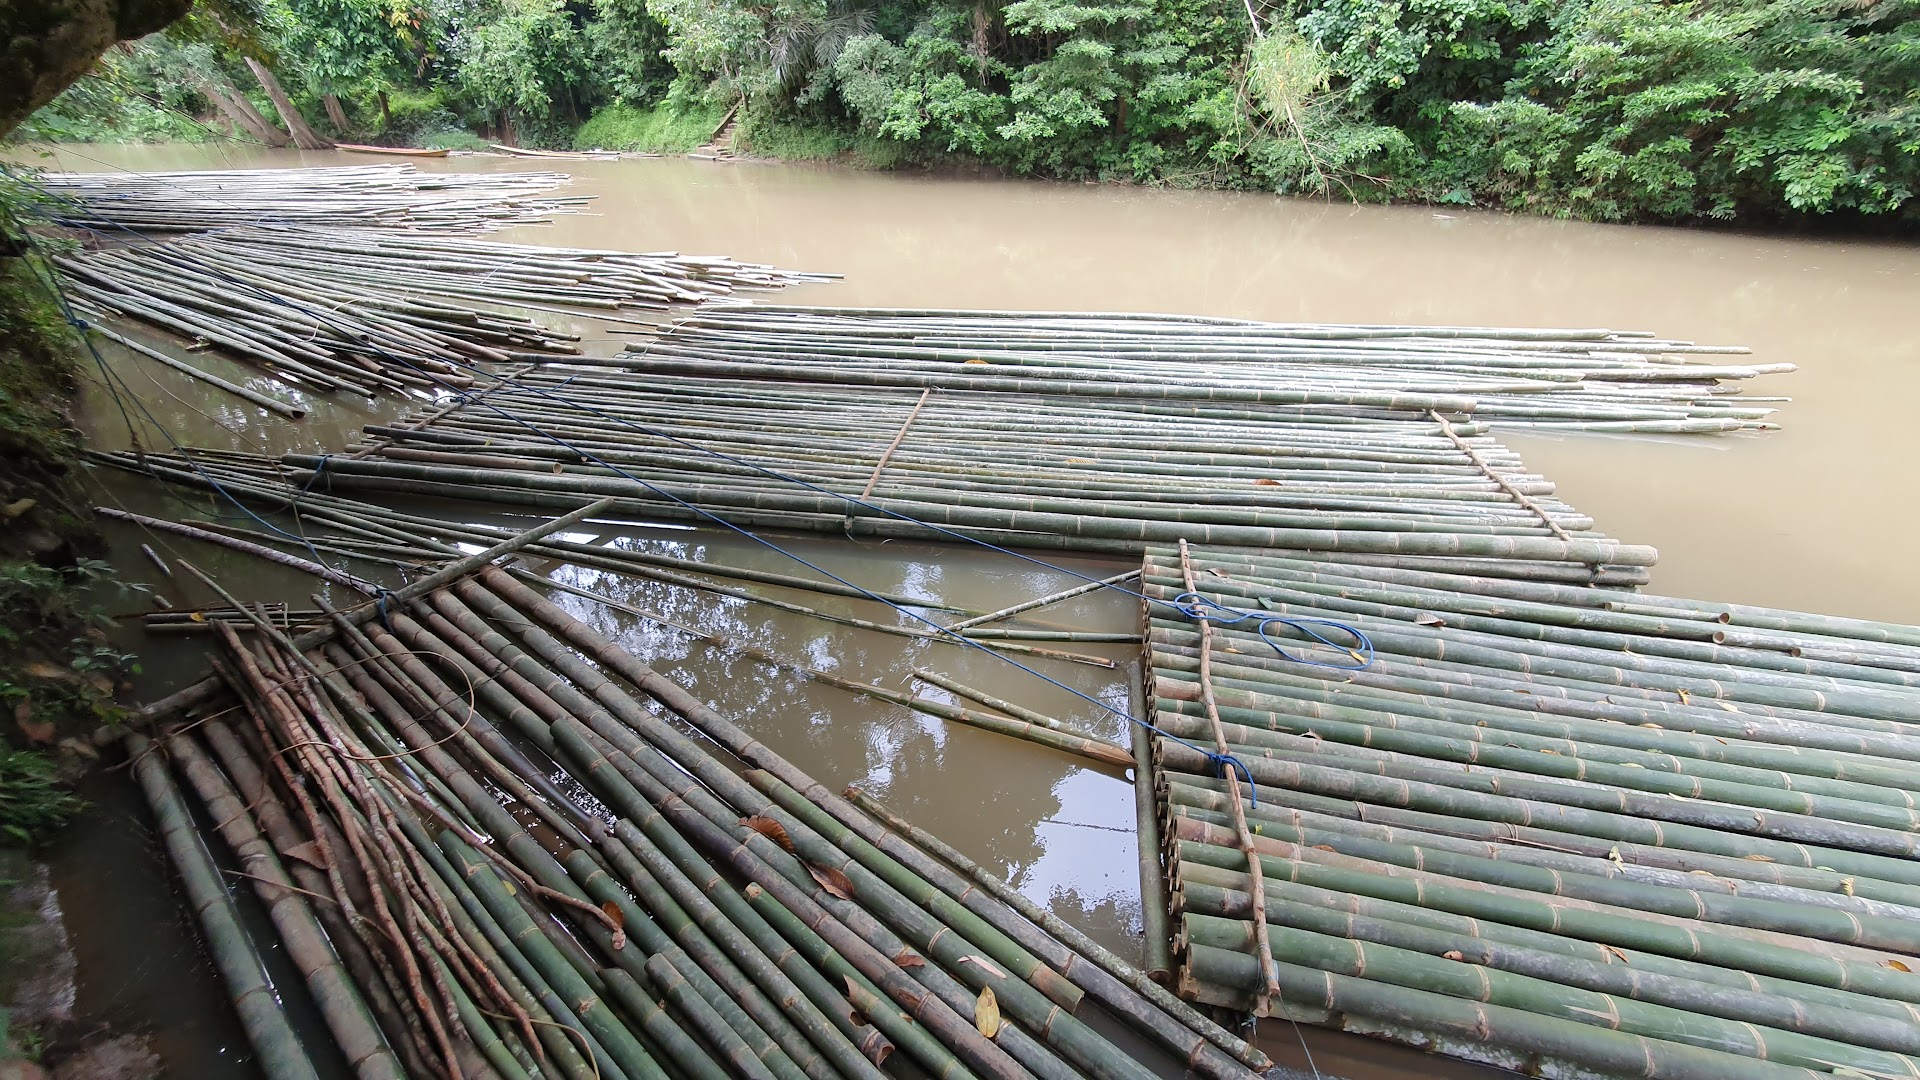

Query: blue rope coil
[1171,592,1375,670]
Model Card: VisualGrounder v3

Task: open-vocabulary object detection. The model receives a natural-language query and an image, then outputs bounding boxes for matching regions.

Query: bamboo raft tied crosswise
[283,361,1669,580]
[616,305,1794,433]
[124,504,1278,1080]
[1137,542,1920,1080]
[34,164,586,232]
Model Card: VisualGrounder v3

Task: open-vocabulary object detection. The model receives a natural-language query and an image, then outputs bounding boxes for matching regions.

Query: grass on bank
[574,103,728,153]
[734,113,912,168]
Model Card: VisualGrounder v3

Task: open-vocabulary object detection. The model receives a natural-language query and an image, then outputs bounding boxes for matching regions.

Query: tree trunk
[0,0,195,137]
[244,57,331,150]
[201,80,290,146]
[377,90,391,127]
[321,92,349,132]
[219,83,292,147]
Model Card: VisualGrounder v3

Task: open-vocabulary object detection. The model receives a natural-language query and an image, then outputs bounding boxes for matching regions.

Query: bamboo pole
[128,733,324,1080]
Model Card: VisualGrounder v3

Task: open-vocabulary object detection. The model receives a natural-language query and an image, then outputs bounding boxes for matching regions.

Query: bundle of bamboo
[1139,542,1920,1079]
[128,506,1274,1080]
[611,306,1791,434]
[36,164,585,232]
[60,227,833,396]
[294,365,1657,577]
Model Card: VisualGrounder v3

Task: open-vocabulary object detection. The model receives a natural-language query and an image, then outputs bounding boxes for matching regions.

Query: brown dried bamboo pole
[127,732,323,1080]
[98,506,379,591]
[946,570,1142,632]
[1177,539,1278,1009]
[844,386,933,528]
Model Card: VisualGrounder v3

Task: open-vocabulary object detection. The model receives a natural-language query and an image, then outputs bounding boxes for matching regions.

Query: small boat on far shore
[336,143,450,158]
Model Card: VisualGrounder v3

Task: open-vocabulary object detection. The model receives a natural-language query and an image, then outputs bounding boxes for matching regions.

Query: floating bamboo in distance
[58,224,829,400]
[614,305,1788,433]
[36,163,585,232]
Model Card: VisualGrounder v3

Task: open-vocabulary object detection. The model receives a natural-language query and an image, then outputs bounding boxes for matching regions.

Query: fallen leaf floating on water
[739,815,796,853]
[807,863,856,900]
[975,987,1001,1038]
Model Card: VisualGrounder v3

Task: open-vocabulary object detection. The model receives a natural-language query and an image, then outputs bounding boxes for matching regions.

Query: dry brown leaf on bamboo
[739,815,796,853]
[807,863,856,900]
[975,986,1001,1038]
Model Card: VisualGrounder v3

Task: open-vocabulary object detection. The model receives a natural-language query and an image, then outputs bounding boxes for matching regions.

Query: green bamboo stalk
[442,833,663,1080]
[842,787,1271,1076]
[128,733,324,1080]
[164,732,406,1080]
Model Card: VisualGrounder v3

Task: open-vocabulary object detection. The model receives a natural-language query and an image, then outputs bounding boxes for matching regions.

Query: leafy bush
[0,749,81,848]
[17,36,228,143]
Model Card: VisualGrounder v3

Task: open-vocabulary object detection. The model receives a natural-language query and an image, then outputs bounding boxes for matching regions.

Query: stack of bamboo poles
[129,504,1276,1080]
[36,165,586,232]
[58,227,834,398]
[284,365,1658,579]
[1138,542,1920,1079]
[610,306,1792,434]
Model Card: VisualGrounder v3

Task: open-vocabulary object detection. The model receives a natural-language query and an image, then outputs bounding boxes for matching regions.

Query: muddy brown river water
[20,141,1920,1079]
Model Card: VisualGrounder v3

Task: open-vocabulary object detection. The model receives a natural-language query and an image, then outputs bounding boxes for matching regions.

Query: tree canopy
[20,0,1920,225]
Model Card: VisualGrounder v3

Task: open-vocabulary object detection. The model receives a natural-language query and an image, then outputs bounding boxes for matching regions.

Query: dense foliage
[21,0,1920,224]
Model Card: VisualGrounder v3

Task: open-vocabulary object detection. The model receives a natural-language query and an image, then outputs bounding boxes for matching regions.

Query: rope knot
[374,586,400,632]
[1207,752,1258,807]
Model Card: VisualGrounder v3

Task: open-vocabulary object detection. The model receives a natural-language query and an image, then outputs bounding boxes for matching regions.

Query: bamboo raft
[1138,542,1920,1079]
[127,505,1273,1080]
[286,363,1663,579]
[617,306,1794,434]
[35,164,585,232]
[59,226,833,397]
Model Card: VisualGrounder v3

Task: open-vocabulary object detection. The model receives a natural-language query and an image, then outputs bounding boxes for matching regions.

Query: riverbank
[0,231,165,1077]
